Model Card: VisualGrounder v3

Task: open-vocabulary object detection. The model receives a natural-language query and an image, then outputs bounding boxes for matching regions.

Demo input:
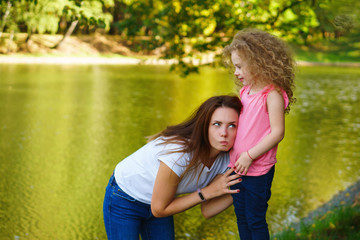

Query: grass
[291,32,360,63]
[272,205,360,240]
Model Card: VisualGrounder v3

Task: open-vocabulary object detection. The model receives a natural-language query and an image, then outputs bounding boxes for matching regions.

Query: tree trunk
[25,27,34,43]
[52,20,79,49]
[7,29,14,53]
[0,1,12,39]
[25,27,35,51]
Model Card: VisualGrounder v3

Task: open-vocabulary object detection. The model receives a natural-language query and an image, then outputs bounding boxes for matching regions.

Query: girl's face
[208,107,239,158]
[231,51,252,86]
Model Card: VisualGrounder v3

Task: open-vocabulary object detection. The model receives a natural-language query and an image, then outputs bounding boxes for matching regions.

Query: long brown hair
[223,28,296,113]
[148,95,242,181]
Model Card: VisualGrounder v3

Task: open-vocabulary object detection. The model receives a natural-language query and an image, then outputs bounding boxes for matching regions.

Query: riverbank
[273,178,360,239]
[1,54,360,67]
[295,178,360,229]
[1,33,360,67]
[0,54,178,65]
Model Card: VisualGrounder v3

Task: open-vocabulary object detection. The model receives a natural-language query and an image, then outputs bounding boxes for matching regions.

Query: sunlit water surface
[0,64,359,239]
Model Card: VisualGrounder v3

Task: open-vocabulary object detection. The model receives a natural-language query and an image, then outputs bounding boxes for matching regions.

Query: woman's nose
[220,127,227,137]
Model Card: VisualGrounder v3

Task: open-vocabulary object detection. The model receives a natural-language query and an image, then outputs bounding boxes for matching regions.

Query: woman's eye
[213,122,220,126]
[229,124,237,128]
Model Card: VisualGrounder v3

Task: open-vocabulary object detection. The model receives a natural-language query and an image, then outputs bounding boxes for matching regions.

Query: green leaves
[1,0,359,76]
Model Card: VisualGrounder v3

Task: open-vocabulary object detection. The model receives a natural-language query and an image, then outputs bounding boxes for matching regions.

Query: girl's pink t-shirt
[229,85,289,176]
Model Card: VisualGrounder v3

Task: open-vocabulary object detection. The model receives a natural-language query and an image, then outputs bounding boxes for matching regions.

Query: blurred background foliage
[0,0,359,74]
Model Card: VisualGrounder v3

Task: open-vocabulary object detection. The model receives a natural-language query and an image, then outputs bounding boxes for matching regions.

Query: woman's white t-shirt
[114,137,229,204]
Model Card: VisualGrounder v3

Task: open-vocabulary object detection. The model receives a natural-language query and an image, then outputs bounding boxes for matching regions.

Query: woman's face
[208,107,239,158]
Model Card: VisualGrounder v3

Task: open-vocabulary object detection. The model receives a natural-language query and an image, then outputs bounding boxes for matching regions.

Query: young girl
[103,95,243,240]
[223,29,296,239]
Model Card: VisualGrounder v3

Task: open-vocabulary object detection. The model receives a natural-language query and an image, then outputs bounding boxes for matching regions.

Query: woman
[103,95,242,240]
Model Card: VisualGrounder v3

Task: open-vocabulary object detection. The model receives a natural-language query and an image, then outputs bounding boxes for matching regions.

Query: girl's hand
[202,168,241,199]
[234,152,253,175]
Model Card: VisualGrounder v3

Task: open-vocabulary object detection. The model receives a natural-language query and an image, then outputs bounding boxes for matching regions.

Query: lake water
[0,64,359,239]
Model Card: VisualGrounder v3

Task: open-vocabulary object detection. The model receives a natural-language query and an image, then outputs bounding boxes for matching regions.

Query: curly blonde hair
[223,28,296,113]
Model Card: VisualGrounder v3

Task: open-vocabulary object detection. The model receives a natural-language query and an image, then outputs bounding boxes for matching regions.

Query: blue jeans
[230,166,275,240]
[103,174,175,240]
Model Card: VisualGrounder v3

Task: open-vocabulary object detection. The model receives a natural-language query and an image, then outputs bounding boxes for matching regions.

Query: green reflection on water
[0,64,359,239]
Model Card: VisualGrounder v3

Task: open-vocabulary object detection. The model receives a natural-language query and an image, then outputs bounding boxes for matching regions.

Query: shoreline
[0,55,143,65]
[1,55,360,67]
[289,178,360,232]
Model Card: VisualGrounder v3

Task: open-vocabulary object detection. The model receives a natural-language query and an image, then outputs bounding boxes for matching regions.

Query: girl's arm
[235,90,285,175]
[151,164,240,218]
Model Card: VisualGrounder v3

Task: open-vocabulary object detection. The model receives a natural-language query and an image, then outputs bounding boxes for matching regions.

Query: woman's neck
[204,151,219,169]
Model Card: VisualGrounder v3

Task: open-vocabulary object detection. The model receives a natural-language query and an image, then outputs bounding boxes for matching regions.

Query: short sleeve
[156,143,189,177]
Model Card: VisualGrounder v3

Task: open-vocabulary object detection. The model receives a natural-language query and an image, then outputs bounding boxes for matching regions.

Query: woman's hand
[201,168,241,200]
[200,168,241,219]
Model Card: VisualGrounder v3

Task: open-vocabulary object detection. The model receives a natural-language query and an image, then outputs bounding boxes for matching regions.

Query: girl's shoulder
[263,85,286,97]
[264,85,289,109]
[262,85,276,94]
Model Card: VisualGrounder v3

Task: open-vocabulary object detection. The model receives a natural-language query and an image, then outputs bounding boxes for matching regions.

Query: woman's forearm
[151,191,204,218]
[201,194,233,219]
[151,165,240,218]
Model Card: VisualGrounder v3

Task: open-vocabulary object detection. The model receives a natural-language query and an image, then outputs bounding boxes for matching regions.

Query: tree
[0,0,12,39]
[112,0,323,76]
[313,0,358,39]
[53,0,113,48]
[21,0,66,43]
